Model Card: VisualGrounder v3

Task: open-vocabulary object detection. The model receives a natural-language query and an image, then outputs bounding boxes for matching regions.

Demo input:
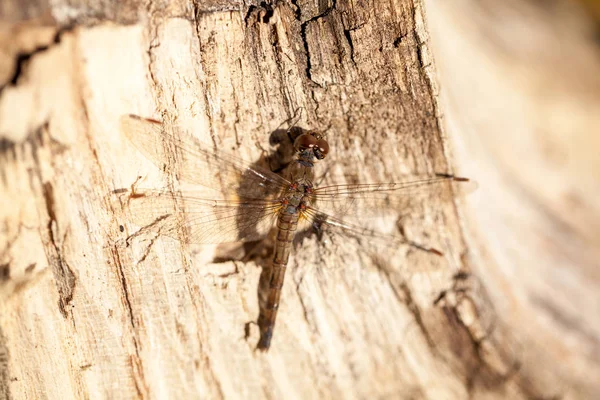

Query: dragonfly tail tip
[256,327,273,351]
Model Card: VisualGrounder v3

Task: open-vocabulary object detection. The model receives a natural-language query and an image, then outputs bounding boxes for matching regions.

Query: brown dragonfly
[116,114,469,350]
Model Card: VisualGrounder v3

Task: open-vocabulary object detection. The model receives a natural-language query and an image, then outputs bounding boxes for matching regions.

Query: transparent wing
[120,114,290,198]
[293,175,474,273]
[301,207,444,256]
[115,189,280,244]
[309,175,474,218]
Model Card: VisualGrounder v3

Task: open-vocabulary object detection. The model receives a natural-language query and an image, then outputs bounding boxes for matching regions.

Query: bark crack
[0,26,75,95]
[299,0,337,83]
[342,29,354,65]
[193,4,218,150]
[111,245,149,398]
[243,2,274,26]
[146,24,160,92]
[42,182,77,319]
[435,272,523,391]
[397,281,437,349]
[343,22,368,66]
[125,214,171,247]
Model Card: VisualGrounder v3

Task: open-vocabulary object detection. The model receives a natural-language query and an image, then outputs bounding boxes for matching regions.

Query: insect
[116,114,469,350]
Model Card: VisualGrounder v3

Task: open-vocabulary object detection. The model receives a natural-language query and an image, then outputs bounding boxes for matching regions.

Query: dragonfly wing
[115,189,280,244]
[310,175,474,218]
[303,208,444,256]
[120,114,290,198]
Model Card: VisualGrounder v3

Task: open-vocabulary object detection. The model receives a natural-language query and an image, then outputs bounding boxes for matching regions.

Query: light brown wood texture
[0,0,598,399]
[425,1,600,398]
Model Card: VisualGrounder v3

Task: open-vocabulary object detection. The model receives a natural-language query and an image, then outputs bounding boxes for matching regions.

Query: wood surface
[0,0,598,398]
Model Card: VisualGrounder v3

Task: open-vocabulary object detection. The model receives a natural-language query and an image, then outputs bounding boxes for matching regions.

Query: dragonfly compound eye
[315,138,329,159]
[294,133,318,152]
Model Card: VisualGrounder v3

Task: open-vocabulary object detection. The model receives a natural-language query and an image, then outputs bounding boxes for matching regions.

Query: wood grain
[0,0,597,398]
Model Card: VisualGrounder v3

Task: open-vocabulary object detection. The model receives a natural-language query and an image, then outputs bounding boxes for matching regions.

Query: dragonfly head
[294,131,329,161]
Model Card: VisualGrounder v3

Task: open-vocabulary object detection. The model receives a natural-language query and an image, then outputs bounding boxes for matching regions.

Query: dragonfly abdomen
[257,211,299,350]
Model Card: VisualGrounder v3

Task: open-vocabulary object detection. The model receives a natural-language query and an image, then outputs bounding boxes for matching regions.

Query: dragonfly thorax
[282,137,319,214]
[281,181,313,215]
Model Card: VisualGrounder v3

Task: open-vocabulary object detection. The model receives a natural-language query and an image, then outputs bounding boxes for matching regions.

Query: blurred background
[425,0,600,395]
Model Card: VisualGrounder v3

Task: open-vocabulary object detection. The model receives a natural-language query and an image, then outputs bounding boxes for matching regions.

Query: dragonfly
[116,114,469,350]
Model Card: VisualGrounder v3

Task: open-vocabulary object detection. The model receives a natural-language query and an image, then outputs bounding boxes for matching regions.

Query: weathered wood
[0,0,598,398]
[425,1,600,398]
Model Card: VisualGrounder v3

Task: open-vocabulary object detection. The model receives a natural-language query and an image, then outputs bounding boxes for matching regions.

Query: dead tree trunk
[1,0,598,398]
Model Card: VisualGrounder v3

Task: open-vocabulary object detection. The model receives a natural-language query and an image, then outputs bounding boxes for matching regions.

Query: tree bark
[0,0,598,399]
